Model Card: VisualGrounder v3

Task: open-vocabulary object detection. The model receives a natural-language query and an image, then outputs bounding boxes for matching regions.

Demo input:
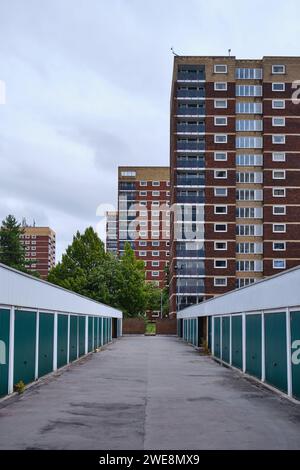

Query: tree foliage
[0,215,27,271]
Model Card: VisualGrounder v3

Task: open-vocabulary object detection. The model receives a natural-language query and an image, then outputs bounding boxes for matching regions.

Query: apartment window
[272,117,285,127]
[139,251,147,257]
[214,64,228,74]
[152,241,160,246]
[236,278,255,288]
[272,135,285,144]
[166,181,170,186]
[152,191,160,196]
[152,231,159,237]
[236,224,263,236]
[139,231,147,237]
[152,181,160,186]
[214,242,227,250]
[236,102,262,114]
[214,116,228,126]
[236,85,262,97]
[273,188,286,197]
[139,241,147,246]
[237,260,263,272]
[236,207,263,219]
[139,220,147,227]
[121,171,136,177]
[214,260,227,269]
[236,189,263,201]
[236,120,263,131]
[214,278,228,287]
[214,224,227,232]
[214,152,227,161]
[214,170,227,179]
[152,271,160,277]
[273,242,286,251]
[237,172,263,184]
[272,83,285,91]
[214,134,228,143]
[236,242,263,254]
[152,201,160,206]
[152,251,160,256]
[140,181,147,186]
[272,65,286,74]
[214,188,228,196]
[152,210,159,217]
[152,221,160,227]
[140,191,147,196]
[273,206,286,215]
[236,137,263,149]
[214,206,228,214]
[273,224,286,233]
[236,154,263,166]
[152,261,160,267]
[273,169,286,179]
[139,201,147,206]
[214,99,227,108]
[272,99,285,109]
[273,259,286,269]
[272,152,286,162]
[214,82,227,91]
[140,211,147,217]
[235,68,262,79]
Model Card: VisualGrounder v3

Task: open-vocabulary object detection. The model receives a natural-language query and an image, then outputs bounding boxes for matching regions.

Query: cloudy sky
[0,0,299,260]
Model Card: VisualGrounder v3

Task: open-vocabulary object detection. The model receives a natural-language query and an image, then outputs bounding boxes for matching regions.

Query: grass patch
[145,322,156,335]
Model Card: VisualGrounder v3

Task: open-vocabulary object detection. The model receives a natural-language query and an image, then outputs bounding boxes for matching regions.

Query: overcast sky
[0,0,299,260]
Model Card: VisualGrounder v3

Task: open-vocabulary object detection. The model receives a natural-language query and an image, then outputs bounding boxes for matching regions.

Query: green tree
[114,242,148,317]
[48,227,111,303]
[0,215,27,271]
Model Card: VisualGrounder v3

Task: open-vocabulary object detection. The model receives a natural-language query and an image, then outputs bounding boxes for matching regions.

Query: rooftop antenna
[228,48,232,57]
[171,47,179,56]
[33,219,36,227]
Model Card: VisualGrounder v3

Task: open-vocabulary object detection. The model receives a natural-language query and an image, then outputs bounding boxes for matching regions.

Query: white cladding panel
[177,266,300,319]
[0,264,122,318]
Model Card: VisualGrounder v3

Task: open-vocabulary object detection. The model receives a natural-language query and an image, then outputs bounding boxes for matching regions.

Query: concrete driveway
[0,336,300,450]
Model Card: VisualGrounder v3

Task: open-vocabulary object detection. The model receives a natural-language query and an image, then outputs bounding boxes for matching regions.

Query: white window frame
[214,205,228,215]
[272,152,286,162]
[151,231,159,237]
[140,181,147,186]
[272,99,285,109]
[214,64,228,74]
[273,224,286,233]
[214,116,228,126]
[273,187,286,197]
[272,169,286,179]
[214,259,228,269]
[152,251,160,257]
[152,261,160,267]
[214,169,227,179]
[273,259,286,269]
[214,277,228,287]
[214,187,228,197]
[273,242,286,251]
[152,191,160,196]
[273,205,286,215]
[214,82,228,91]
[214,223,228,232]
[272,82,285,92]
[272,65,286,74]
[139,251,147,257]
[214,152,227,161]
[272,135,286,144]
[214,99,228,109]
[139,191,147,196]
[152,181,160,186]
[272,117,285,127]
[214,134,228,143]
[214,241,228,251]
[139,241,147,247]
[151,271,160,277]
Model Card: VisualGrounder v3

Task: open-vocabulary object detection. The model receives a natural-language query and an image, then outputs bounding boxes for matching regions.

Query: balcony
[176,249,205,257]
[119,183,135,191]
[177,142,205,151]
[177,89,205,99]
[177,107,205,116]
[176,159,205,169]
[176,286,205,294]
[176,124,205,134]
[176,176,205,186]
[177,71,205,81]
[176,196,205,204]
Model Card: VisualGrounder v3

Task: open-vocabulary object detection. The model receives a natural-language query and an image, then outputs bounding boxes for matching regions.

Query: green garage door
[291,311,300,400]
[0,309,10,397]
[208,317,212,351]
[69,316,78,362]
[265,312,287,393]
[103,318,107,345]
[14,310,36,386]
[94,317,98,349]
[79,316,86,356]
[222,317,230,364]
[214,317,221,358]
[88,317,93,352]
[231,315,243,370]
[99,317,103,346]
[246,314,262,379]
[57,314,68,368]
[38,313,54,378]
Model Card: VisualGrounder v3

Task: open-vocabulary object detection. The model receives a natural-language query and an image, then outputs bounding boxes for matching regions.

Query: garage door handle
[23,361,27,365]
[61,349,64,352]
[252,355,256,359]
[273,362,277,367]
[44,354,47,358]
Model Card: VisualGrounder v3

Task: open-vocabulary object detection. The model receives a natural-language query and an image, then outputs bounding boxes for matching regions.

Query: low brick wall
[156,319,177,335]
[122,318,146,335]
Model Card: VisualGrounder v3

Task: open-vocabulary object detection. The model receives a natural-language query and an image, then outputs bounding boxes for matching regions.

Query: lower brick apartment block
[20,226,56,279]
